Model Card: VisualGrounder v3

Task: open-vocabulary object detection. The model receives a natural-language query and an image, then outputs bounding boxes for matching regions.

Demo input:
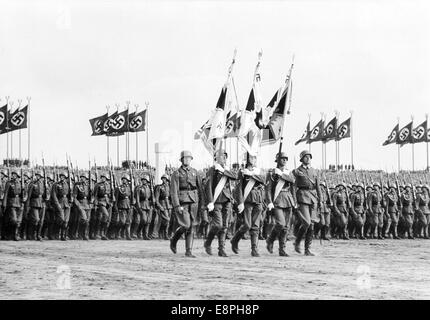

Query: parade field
[1,239,429,300]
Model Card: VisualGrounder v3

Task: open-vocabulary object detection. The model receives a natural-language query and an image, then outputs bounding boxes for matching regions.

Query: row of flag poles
[194,49,294,166]
[89,102,148,166]
[0,96,31,164]
[294,112,353,170]
[382,115,430,171]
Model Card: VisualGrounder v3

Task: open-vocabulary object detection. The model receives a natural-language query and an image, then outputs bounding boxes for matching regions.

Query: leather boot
[204,226,218,255]
[321,225,330,240]
[377,226,384,239]
[83,222,89,241]
[294,225,307,254]
[359,226,366,240]
[100,222,107,240]
[12,225,19,241]
[170,226,185,254]
[60,227,67,241]
[125,225,132,240]
[278,229,289,257]
[304,224,315,256]
[185,229,196,258]
[218,229,228,257]
[143,224,150,240]
[36,224,42,241]
[266,226,279,254]
[250,231,260,257]
[131,222,138,239]
[230,229,244,254]
[393,224,399,239]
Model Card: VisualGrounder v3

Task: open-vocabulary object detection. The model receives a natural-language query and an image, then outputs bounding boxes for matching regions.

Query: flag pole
[350,110,354,170]
[335,110,340,170]
[308,113,312,154]
[115,104,120,167]
[27,96,31,164]
[5,96,9,162]
[10,101,14,160]
[135,104,139,164]
[126,101,131,163]
[145,101,149,166]
[231,76,240,167]
[106,105,110,166]
[397,117,401,172]
[320,112,324,170]
[411,115,415,171]
[426,113,429,172]
[18,99,22,162]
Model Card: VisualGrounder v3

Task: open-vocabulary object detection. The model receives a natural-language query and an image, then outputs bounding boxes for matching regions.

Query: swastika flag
[128,110,147,132]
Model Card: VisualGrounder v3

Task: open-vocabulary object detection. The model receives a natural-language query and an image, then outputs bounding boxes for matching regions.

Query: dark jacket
[292,165,321,205]
[205,166,237,205]
[170,165,202,207]
[265,169,295,208]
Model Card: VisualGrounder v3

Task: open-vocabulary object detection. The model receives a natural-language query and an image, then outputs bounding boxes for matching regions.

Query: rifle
[66,156,73,202]
[88,158,93,203]
[20,167,24,199]
[362,172,368,210]
[324,173,332,207]
[94,158,98,183]
[129,161,135,206]
[342,171,350,208]
[109,161,117,202]
[409,172,417,210]
[42,156,48,201]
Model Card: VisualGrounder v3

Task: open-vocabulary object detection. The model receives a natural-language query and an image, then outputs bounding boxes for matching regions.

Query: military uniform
[154,176,173,240]
[92,175,112,240]
[25,173,47,240]
[291,151,321,256]
[114,178,133,240]
[318,183,331,240]
[41,175,55,240]
[333,185,349,239]
[19,174,31,240]
[72,178,91,240]
[2,173,22,241]
[134,179,152,239]
[0,171,8,240]
[401,187,415,239]
[230,165,266,257]
[384,188,400,239]
[367,186,384,239]
[50,175,71,241]
[349,186,366,239]
[265,165,295,256]
[170,159,203,257]
[204,163,237,257]
[416,186,430,239]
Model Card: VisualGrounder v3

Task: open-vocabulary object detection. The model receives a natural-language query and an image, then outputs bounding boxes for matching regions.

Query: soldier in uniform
[0,170,8,240]
[92,172,112,240]
[2,170,23,241]
[19,171,32,240]
[416,184,430,239]
[134,174,152,240]
[363,184,375,238]
[384,184,400,239]
[230,154,266,257]
[41,172,55,240]
[25,170,46,241]
[349,183,366,239]
[332,183,349,240]
[154,174,173,240]
[401,184,415,239]
[72,173,91,240]
[318,182,331,241]
[265,152,296,256]
[114,173,133,240]
[369,183,384,239]
[50,171,72,241]
[169,150,203,257]
[292,150,322,256]
[204,149,237,257]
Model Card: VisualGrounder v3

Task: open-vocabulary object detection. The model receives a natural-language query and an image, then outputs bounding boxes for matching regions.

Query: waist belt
[299,186,315,190]
[179,187,197,191]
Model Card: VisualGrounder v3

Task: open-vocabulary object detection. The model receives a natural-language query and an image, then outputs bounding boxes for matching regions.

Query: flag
[7,105,28,132]
[261,86,288,145]
[428,128,430,142]
[195,120,215,155]
[0,104,8,134]
[336,117,351,141]
[89,113,108,136]
[295,120,311,145]
[412,120,427,143]
[397,121,413,146]
[382,124,399,146]
[110,109,129,134]
[224,112,240,138]
[103,111,117,135]
[308,119,325,143]
[238,87,261,156]
[322,116,337,142]
[129,110,146,132]
[208,87,228,140]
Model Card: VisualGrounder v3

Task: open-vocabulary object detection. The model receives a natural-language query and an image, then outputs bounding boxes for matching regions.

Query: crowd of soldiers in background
[0,160,429,245]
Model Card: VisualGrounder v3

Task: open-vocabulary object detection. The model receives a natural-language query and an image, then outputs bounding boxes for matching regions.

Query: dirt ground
[0,238,429,300]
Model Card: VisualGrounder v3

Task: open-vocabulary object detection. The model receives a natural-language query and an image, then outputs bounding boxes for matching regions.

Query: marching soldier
[292,150,322,256]
[318,182,331,241]
[384,184,400,239]
[265,152,296,256]
[204,149,237,257]
[134,174,152,240]
[42,172,55,240]
[2,169,23,241]
[369,183,384,239]
[349,183,366,239]
[92,172,112,240]
[154,174,173,240]
[114,173,133,240]
[50,171,72,241]
[415,184,430,239]
[19,171,32,240]
[332,183,349,240]
[169,150,203,257]
[230,154,266,257]
[72,173,92,240]
[363,184,375,238]
[401,184,415,239]
[0,170,8,240]
[25,170,47,241]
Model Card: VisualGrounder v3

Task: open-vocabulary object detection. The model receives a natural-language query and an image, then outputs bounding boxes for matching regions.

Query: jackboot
[36,224,42,241]
[100,222,108,240]
[170,226,185,254]
[204,226,218,255]
[60,227,67,241]
[266,226,279,254]
[185,229,196,258]
[83,222,89,241]
[278,229,289,257]
[321,225,330,241]
[294,225,307,254]
[377,226,384,239]
[359,226,366,240]
[230,228,245,254]
[125,225,132,240]
[392,225,399,239]
[142,224,150,240]
[218,229,228,257]
[304,224,315,256]
[12,225,19,241]
[250,231,260,257]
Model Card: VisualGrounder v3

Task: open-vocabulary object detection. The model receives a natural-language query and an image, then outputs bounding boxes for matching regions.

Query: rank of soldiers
[0,150,429,259]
